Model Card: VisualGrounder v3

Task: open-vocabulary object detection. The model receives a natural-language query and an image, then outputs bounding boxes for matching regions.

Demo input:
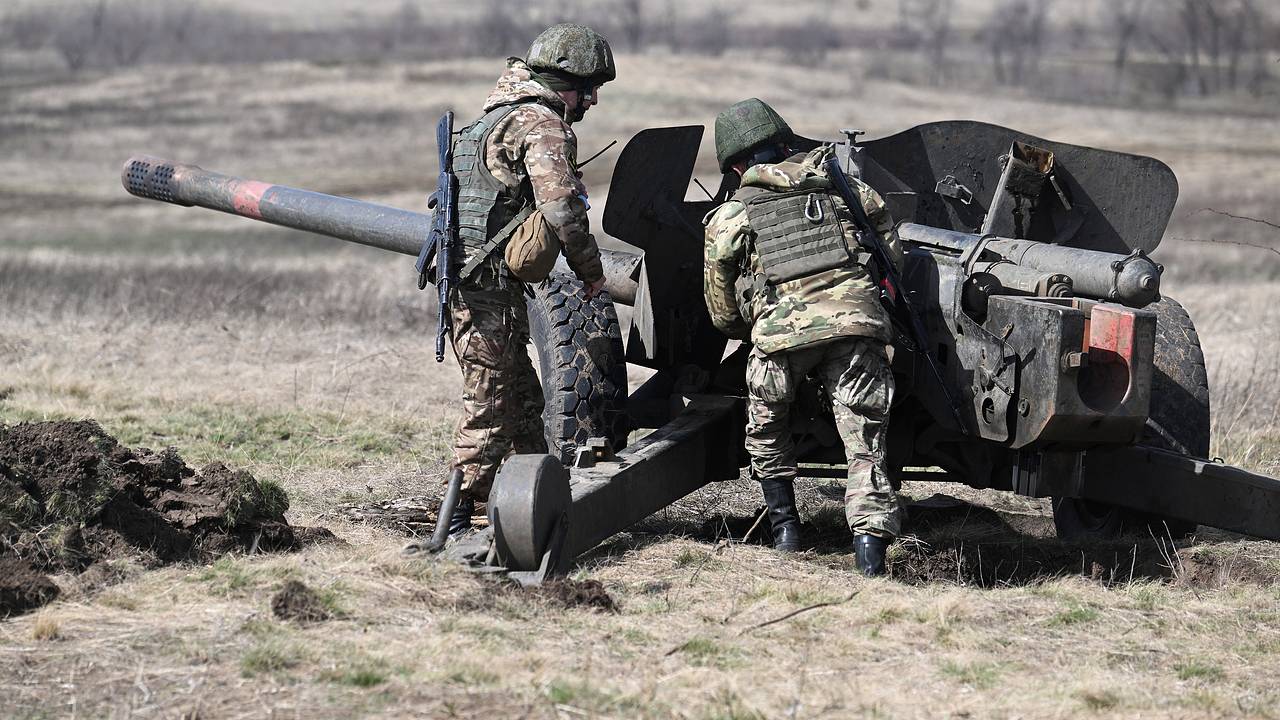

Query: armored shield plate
[602,125,704,252]
[850,120,1178,254]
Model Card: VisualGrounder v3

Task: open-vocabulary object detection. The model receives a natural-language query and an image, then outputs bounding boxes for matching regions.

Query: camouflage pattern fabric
[449,272,549,499]
[703,145,903,354]
[445,58,610,500]
[744,337,903,538]
[478,58,603,284]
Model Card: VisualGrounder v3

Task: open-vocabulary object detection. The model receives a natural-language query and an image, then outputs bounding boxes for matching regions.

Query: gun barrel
[121,155,643,304]
[122,155,429,256]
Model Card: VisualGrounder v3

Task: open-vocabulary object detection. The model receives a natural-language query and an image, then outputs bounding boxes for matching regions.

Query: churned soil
[537,578,619,612]
[0,557,60,617]
[271,580,332,623]
[0,420,333,617]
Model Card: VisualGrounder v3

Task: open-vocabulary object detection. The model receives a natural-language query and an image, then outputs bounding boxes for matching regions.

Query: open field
[2,32,1280,720]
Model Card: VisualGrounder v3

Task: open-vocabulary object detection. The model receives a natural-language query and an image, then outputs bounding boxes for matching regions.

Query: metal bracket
[573,437,618,469]
[935,175,974,205]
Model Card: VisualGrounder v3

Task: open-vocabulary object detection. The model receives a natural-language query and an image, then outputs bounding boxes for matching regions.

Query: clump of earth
[0,420,333,617]
[271,579,332,623]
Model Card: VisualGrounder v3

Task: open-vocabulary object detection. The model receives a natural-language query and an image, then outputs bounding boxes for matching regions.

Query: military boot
[760,478,803,552]
[449,496,475,537]
[854,534,890,577]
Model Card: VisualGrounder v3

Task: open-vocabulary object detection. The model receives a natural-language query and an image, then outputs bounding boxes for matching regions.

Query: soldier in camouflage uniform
[703,98,905,575]
[444,24,613,536]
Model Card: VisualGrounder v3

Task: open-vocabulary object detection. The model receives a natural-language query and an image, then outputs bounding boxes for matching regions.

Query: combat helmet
[715,98,794,172]
[527,23,616,88]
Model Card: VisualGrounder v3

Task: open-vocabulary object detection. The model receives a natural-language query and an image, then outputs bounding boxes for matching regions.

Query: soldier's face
[559,87,602,123]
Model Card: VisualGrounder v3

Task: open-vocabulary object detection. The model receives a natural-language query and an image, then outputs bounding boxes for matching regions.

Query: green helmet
[715,98,794,172]
[527,23,616,87]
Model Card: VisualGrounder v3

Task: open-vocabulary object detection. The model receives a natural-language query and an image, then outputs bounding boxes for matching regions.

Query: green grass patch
[781,585,845,606]
[669,636,740,668]
[241,639,302,676]
[443,664,500,686]
[1128,583,1165,612]
[544,680,656,715]
[191,556,264,596]
[1048,602,1099,627]
[1175,659,1225,682]
[939,660,1003,690]
[675,548,707,568]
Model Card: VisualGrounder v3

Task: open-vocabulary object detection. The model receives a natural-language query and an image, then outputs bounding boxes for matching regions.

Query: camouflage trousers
[745,336,903,538]
[449,274,547,500]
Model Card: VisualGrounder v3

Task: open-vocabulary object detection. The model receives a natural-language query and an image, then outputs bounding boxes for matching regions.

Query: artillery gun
[122,120,1280,583]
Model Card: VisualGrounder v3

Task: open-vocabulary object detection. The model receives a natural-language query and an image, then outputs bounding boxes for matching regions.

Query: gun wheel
[527,273,629,464]
[1053,297,1208,541]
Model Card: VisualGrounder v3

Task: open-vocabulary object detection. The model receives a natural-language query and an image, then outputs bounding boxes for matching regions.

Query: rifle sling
[458,203,536,281]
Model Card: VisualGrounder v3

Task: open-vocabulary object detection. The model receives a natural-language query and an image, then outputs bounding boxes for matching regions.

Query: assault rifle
[417,111,458,363]
[823,152,965,427]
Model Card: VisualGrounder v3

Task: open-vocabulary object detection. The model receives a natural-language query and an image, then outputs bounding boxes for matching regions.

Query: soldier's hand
[584,277,606,300]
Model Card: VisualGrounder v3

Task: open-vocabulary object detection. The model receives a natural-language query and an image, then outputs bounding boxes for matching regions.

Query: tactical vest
[735,186,856,284]
[453,103,534,278]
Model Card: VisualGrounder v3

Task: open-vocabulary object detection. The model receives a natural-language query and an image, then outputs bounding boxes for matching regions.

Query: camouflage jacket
[479,58,603,284]
[702,146,904,354]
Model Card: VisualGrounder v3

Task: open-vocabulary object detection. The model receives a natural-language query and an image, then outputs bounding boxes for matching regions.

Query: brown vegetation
[0,3,1278,716]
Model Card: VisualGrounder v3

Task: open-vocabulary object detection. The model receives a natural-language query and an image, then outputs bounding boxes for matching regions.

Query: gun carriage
[122,119,1280,583]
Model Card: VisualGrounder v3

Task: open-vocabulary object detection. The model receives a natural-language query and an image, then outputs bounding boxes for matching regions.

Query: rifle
[417,111,457,363]
[823,153,965,428]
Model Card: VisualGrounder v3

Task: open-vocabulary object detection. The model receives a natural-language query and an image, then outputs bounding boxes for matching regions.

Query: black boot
[854,534,890,577]
[760,478,802,552]
[448,496,475,537]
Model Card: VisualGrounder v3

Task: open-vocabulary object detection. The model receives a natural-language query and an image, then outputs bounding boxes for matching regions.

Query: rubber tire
[527,273,628,464]
[1053,297,1210,540]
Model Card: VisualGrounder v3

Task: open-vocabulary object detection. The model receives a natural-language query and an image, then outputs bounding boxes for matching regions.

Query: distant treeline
[3,0,1277,104]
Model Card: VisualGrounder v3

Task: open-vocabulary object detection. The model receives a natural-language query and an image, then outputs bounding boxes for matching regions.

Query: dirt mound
[0,420,334,616]
[1176,548,1280,588]
[538,578,618,612]
[271,580,332,622]
[0,557,60,618]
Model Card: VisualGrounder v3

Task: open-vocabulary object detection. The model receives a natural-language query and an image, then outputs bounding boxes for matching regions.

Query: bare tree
[898,0,956,84]
[617,0,645,51]
[7,9,56,51]
[1107,0,1147,80]
[684,5,730,57]
[476,0,531,57]
[51,1,107,72]
[984,0,1052,87]
[101,2,153,67]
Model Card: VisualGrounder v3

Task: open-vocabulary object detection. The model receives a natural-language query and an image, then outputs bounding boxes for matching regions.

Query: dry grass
[1,39,1279,719]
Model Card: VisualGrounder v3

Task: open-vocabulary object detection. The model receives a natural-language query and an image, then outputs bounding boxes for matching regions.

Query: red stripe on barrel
[231,180,272,219]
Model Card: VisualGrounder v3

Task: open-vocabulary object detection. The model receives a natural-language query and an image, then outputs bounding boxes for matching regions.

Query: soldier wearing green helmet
[438,24,614,538]
[703,98,906,576]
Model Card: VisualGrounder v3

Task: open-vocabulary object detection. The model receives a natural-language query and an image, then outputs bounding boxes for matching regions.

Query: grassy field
[2,37,1280,719]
